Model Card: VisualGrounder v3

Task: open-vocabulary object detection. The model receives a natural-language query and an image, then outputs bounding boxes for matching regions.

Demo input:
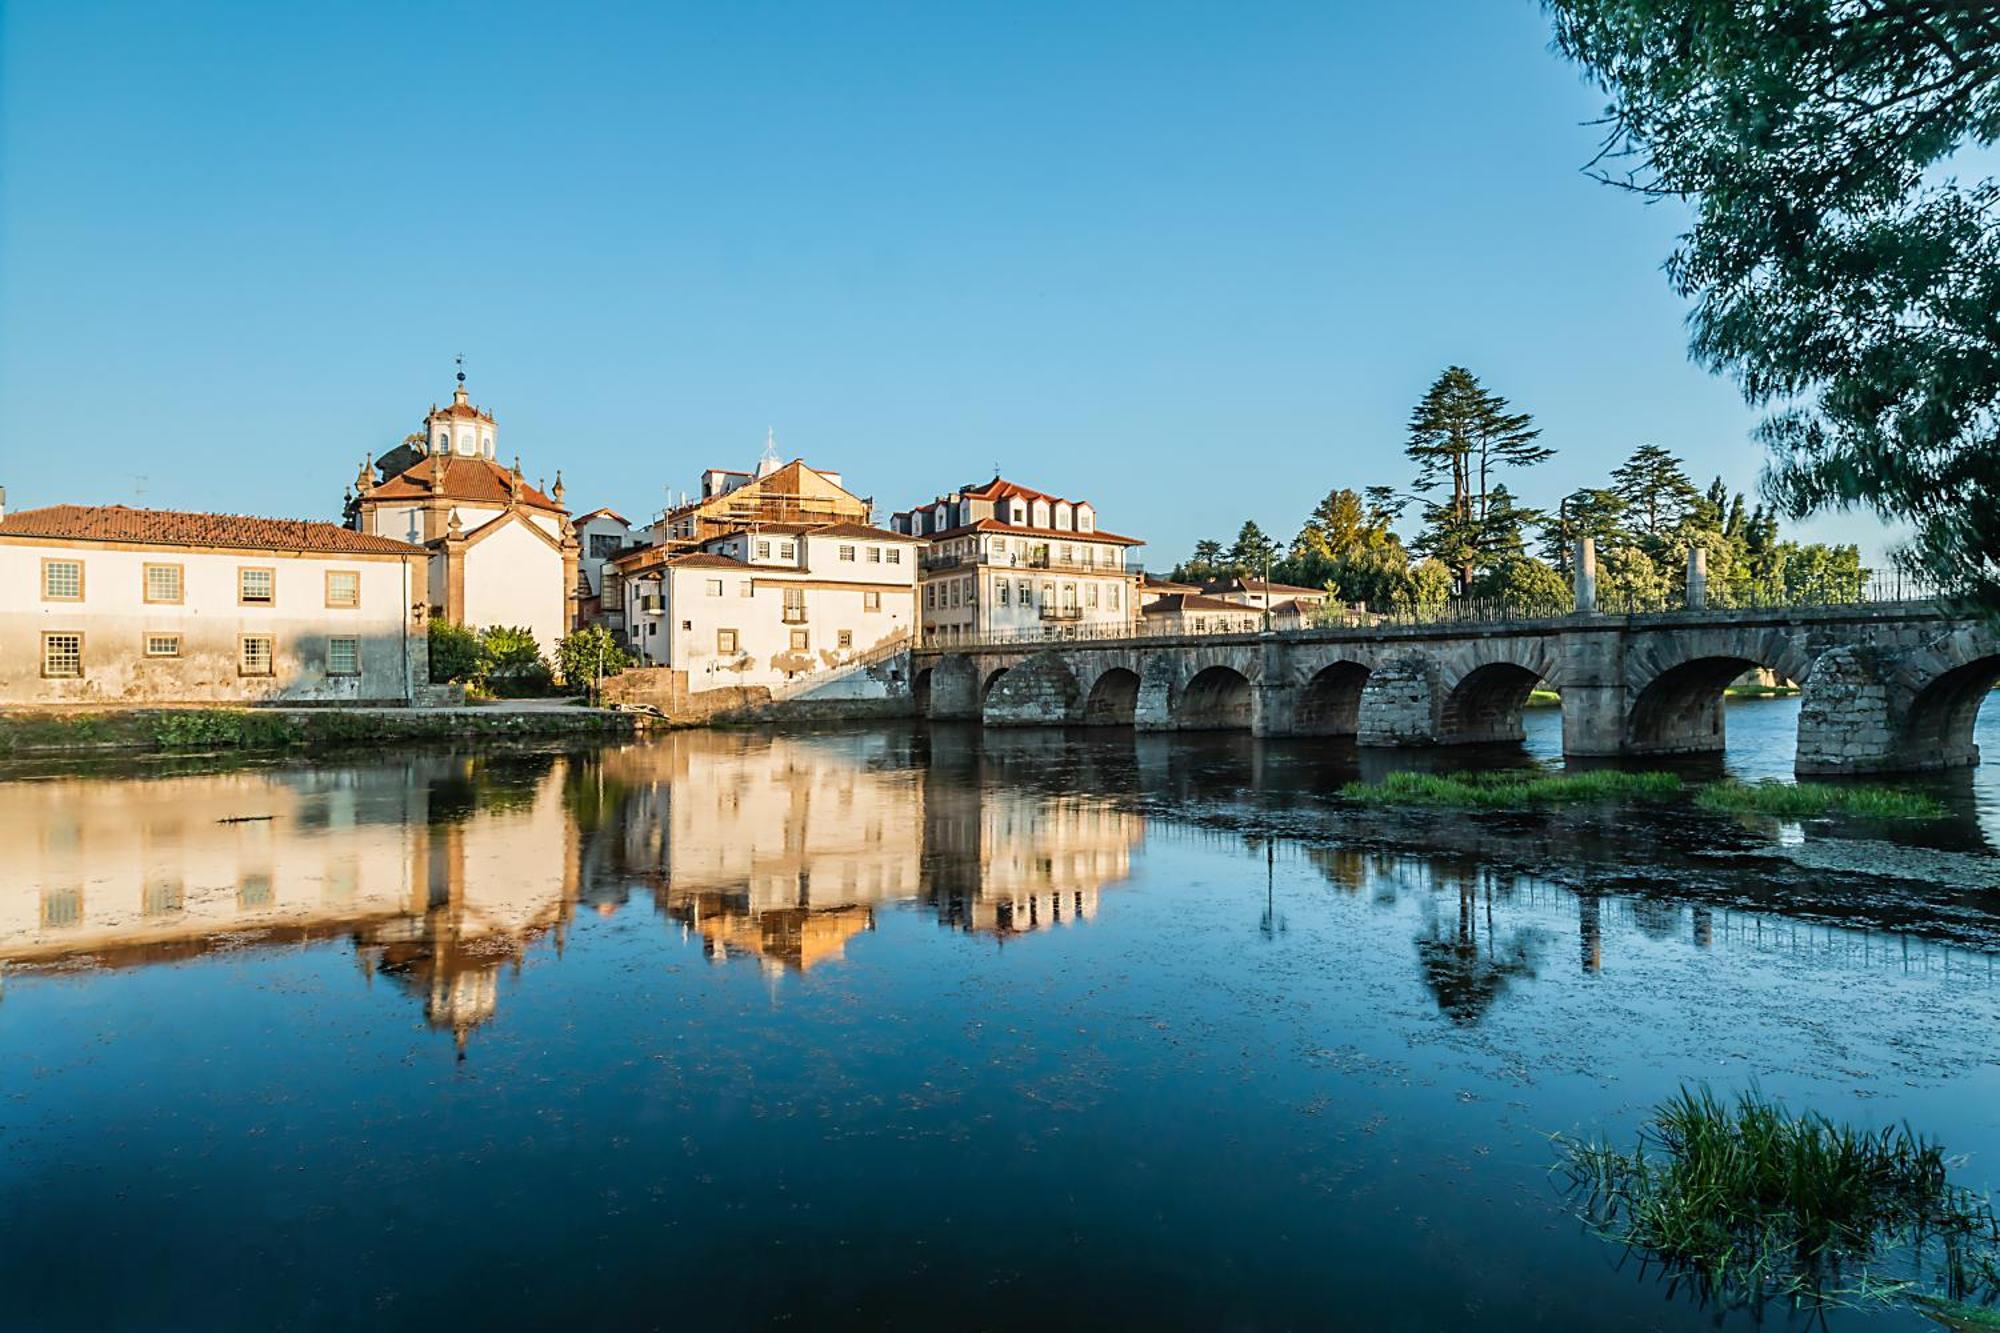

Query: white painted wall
[0,537,420,705]
[459,520,567,657]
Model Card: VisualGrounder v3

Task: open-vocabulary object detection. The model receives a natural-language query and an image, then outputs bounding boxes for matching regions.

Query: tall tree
[1609,443,1702,544]
[1405,366,1551,592]
[1227,520,1280,579]
[1545,2,2000,612]
[1540,486,1627,571]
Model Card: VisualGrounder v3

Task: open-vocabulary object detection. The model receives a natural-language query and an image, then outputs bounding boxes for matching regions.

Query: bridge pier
[1795,646,1901,775]
[927,655,980,720]
[1356,654,1441,746]
[1558,623,1627,758]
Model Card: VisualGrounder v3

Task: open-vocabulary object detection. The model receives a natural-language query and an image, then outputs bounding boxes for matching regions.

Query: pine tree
[1540,487,1627,571]
[1609,444,1702,545]
[1227,521,1280,578]
[1405,366,1550,593]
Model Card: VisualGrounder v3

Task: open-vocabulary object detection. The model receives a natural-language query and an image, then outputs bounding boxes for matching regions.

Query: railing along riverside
[917,573,1948,653]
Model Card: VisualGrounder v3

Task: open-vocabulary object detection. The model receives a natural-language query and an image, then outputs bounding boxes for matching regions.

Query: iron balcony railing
[1040,605,1084,621]
[920,550,1130,576]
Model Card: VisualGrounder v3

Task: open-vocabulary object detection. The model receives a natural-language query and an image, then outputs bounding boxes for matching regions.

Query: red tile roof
[0,504,425,556]
[1143,592,1257,616]
[365,456,564,512]
[666,552,746,569]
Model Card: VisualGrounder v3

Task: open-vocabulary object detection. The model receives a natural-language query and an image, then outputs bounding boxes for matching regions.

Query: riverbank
[0,704,642,759]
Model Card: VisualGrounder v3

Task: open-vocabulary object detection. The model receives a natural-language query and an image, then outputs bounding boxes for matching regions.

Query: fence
[919,572,1949,653]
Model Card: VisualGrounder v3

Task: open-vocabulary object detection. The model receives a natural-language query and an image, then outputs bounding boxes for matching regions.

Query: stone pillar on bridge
[1133,654,1178,731]
[1356,654,1441,746]
[1252,639,1299,737]
[1558,622,1626,757]
[1573,537,1597,615]
[1686,547,1709,611]
[927,655,980,720]
[1795,645,1904,774]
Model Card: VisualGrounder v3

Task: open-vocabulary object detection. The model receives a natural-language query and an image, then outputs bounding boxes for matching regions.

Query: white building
[571,507,634,631]
[348,372,577,657]
[614,520,919,693]
[0,501,427,705]
[887,478,1142,644]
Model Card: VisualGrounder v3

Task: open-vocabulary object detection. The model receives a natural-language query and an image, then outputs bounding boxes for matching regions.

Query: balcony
[781,609,808,624]
[1040,605,1084,621]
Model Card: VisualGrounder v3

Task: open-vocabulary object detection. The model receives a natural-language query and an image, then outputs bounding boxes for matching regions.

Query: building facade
[888,478,1142,645]
[571,508,634,631]
[615,521,919,693]
[348,373,577,656]
[0,503,427,705]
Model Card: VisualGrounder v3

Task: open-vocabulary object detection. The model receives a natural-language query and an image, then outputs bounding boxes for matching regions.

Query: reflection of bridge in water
[914,600,2000,774]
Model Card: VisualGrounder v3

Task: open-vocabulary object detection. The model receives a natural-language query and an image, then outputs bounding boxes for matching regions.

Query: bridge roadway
[910,602,2000,775]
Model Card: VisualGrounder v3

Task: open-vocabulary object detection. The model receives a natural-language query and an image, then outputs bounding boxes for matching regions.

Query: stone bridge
[911,603,2000,775]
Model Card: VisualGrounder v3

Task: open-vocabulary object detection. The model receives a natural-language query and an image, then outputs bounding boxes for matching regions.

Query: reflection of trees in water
[1414,876,1548,1025]
[425,751,560,823]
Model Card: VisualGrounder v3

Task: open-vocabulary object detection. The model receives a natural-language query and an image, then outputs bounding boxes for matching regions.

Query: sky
[0,0,1898,566]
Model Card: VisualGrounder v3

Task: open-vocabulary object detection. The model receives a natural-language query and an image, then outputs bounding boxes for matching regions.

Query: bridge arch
[1082,666,1142,725]
[982,666,1011,702]
[1624,628,1812,757]
[1295,660,1371,735]
[1435,639,1561,746]
[1176,664,1254,730]
[983,652,1081,727]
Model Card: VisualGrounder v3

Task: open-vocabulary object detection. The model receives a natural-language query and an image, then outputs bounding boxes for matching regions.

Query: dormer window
[1010,501,1026,524]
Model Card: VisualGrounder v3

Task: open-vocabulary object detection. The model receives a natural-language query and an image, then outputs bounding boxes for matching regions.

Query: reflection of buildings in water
[596,733,922,973]
[597,732,1146,967]
[0,757,579,1046]
[921,753,1144,938]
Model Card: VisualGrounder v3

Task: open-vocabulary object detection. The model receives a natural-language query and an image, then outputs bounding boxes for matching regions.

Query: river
[2,701,1998,1330]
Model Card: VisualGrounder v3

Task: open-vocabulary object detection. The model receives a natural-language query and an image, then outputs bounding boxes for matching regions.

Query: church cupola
[425,359,497,460]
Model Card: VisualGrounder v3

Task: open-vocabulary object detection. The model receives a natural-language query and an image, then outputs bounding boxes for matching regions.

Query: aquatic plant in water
[1695,780,1945,820]
[1556,1086,2000,1316]
[1339,769,1683,808]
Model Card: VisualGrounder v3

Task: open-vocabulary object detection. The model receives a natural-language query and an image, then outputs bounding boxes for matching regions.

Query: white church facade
[348,373,578,657]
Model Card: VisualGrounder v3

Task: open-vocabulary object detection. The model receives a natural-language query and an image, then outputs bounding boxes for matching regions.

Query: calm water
[4,703,2000,1331]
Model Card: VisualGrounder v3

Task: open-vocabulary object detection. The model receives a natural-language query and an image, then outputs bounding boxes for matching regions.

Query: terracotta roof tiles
[364,456,565,512]
[0,504,425,556]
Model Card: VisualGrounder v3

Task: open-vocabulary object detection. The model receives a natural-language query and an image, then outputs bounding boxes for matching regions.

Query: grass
[1557,1086,2000,1315]
[0,707,637,758]
[1339,769,1683,808]
[1338,769,1945,819]
[1696,779,1946,820]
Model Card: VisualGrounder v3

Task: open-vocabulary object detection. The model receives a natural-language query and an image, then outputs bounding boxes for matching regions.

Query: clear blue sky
[0,0,1892,565]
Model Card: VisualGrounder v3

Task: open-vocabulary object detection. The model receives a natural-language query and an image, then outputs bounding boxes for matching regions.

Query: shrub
[478,625,553,696]
[428,620,484,684]
[555,624,634,690]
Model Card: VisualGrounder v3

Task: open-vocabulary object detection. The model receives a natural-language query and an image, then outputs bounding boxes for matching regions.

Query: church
[347,370,577,656]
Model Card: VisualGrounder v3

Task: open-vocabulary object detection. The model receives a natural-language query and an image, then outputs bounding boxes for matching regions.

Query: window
[143,879,185,917]
[706,578,723,596]
[782,587,806,623]
[779,541,795,560]
[717,628,739,654]
[1087,584,1099,609]
[867,546,881,563]
[41,888,82,928]
[143,563,184,604]
[998,581,1010,606]
[948,582,960,608]
[327,637,360,675]
[41,559,83,601]
[964,578,976,605]
[740,580,754,597]
[837,629,853,649]
[240,635,274,676]
[864,590,881,612]
[41,632,83,678]
[1042,582,1055,608]
[886,547,900,564]
[756,540,772,559]
[1109,584,1121,610]
[838,544,856,562]
[325,569,360,608]
[789,628,809,651]
[144,633,182,658]
[681,620,692,631]
[926,586,935,608]
[239,567,275,606]
[1019,580,1032,605]
[239,874,273,910]
[589,533,622,559]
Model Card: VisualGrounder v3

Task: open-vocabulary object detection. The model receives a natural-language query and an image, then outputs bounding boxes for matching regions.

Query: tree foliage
[1405,366,1553,593]
[556,624,634,690]
[1546,0,2000,611]
[428,620,484,684]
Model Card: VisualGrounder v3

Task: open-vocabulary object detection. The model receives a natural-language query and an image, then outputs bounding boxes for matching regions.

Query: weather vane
[455,352,465,385]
